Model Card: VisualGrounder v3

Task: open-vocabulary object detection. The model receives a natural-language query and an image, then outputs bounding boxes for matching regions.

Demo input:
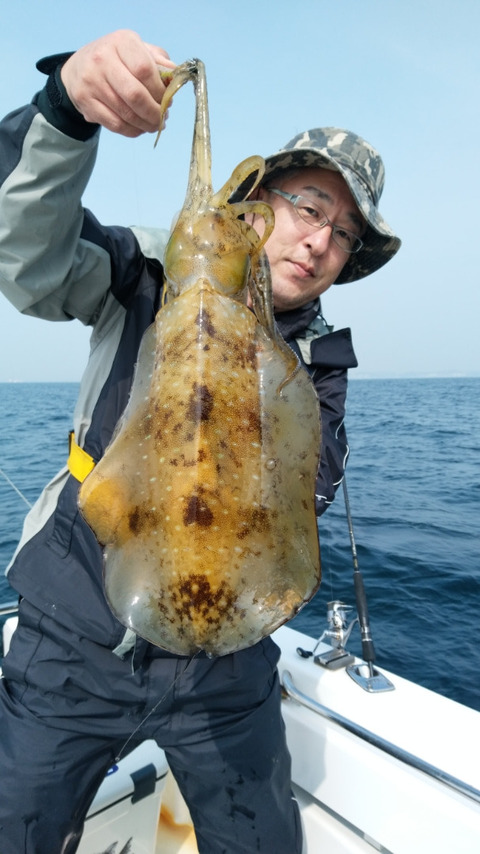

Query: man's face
[255,167,364,311]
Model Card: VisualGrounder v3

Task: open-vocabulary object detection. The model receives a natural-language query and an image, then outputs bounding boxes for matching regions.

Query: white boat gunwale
[282,668,480,806]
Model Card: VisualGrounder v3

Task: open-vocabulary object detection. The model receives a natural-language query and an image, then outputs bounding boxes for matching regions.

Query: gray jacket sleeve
[0,77,113,325]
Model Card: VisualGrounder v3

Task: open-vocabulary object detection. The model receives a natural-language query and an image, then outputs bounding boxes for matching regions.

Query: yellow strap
[68,431,96,482]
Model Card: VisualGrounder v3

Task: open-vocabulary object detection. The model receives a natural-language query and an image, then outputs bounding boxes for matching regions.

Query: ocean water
[1,378,479,711]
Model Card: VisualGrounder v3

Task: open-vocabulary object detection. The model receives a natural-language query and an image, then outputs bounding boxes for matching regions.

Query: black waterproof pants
[0,599,302,854]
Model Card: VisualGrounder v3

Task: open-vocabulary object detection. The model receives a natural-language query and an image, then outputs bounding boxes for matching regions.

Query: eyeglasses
[267,187,364,254]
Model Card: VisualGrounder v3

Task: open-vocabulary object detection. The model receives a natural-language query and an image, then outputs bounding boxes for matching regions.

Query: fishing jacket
[0,60,358,648]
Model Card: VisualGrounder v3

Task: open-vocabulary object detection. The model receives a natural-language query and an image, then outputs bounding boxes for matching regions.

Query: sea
[0,378,479,712]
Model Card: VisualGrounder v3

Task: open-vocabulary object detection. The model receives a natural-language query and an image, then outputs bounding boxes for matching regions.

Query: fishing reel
[296,478,395,690]
[296,599,395,690]
[297,600,357,670]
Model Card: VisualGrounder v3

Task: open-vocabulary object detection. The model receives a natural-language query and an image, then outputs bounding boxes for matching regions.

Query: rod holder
[347,662,395,693]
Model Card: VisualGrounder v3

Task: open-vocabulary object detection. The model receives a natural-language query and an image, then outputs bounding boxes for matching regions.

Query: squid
[78,60,321,656]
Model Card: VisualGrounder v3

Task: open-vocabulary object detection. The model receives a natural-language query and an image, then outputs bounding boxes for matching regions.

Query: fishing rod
[342,476,375,675]
[296,474,376,671]
[342,476,395,692]
[296,474,394,691]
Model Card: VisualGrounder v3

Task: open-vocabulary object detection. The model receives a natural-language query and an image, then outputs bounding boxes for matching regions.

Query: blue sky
[1,0,479,380]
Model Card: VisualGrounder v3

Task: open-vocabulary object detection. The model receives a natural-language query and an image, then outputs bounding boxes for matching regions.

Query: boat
[2,594,479,853]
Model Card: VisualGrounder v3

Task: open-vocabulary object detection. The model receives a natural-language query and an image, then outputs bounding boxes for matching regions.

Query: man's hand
[61,30,176,137]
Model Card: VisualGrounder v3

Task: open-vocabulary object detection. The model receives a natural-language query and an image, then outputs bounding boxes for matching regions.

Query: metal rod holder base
[347,663,395,693]
[314,648,355,670]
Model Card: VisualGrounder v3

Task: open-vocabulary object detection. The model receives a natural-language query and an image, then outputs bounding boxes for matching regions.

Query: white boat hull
[278,625,480,853]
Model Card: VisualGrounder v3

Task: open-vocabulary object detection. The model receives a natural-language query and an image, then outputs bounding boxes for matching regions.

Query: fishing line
[0,465,32,508]
[115,650,202,762]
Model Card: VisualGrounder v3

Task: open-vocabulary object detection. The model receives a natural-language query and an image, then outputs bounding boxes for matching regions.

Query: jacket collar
[274,299,320,340]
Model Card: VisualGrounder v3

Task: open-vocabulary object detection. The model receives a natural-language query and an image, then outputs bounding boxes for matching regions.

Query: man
[0,30,400,854]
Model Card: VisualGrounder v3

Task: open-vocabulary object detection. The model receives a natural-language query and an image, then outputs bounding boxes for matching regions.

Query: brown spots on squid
[195,307,217,338]
[165,453,200,469]
[168,573,238,624]
[128,503,158,536]
[236,506,271,540]
[240,409,261,434]
[221,338,257,372]
[186,382,214,422]
[183,492,214,527]
[153,404,174,444]
[244,340,257,369]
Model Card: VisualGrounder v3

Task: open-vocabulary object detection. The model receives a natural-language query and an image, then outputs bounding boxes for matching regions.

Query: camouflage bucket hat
[236,127,401,284]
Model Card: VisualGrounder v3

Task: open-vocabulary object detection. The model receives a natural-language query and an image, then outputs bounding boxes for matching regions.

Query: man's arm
[308,329,358,515]
[313,365,351,515]
[0,31,174,324]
